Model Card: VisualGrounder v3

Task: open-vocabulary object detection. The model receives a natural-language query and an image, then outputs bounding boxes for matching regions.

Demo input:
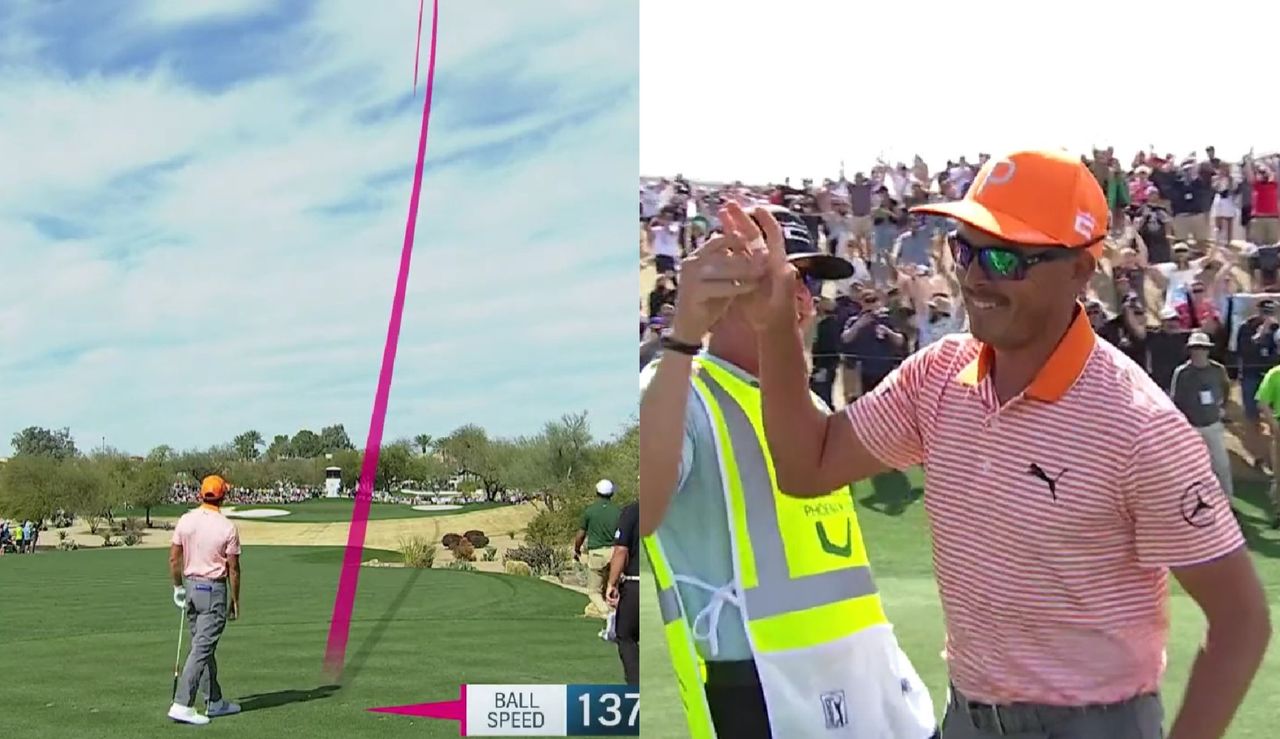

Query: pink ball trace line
[366,684,468,735]
[323,0,441,678]
[413,0,425,93]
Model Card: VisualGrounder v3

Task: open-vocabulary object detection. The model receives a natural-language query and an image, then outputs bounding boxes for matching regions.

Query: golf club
[171,599,186,701]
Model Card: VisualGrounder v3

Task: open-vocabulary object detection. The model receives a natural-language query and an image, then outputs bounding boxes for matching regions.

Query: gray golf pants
[941,684,1164,738]
[175,577,228,707]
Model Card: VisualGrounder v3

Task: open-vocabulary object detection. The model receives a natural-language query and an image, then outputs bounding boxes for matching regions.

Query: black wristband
[660,334,703,356]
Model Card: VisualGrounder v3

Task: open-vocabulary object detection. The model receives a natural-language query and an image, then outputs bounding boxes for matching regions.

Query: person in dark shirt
[1133,198,1173,264]
[1237,299,1280,424]
[809,298,842,409]
[648,275,677,319]
[1152,162,1213,245]
[840,294,906,399]
[795,198,825,250]
[605,501,639,686]
[1249,244,1280,291]
[1091,298,1147,366]
[1148,308,1191,392]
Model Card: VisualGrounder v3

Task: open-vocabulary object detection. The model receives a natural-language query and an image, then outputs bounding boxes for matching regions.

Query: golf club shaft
[172,602,185,700]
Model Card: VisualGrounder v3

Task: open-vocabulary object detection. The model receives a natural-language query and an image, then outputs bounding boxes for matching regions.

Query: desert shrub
[525,505,587,547]
[447,559,475,571]
[123,532,142,547]
[99,532,117,547]
[57,530,67,542]
[441,532,462,548]
[453,538,476,561]
[464,530,489,548]
[399,535,437,569]
[504,543,570,576]
[58,540,79,552]
[483,546,497,561]
[504,560,532,576]
[123,517,144,534]
[506,530,517,540]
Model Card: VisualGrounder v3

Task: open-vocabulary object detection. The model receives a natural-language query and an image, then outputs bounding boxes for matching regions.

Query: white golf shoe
[206,700,241,717]
[167,703,210,725]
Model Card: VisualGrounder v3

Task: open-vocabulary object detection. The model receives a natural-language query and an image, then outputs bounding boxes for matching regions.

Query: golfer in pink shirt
[166,475,243,725]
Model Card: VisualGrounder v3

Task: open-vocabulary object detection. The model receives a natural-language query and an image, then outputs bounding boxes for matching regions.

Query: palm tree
[413,434,434,455]
[232,431,265,461]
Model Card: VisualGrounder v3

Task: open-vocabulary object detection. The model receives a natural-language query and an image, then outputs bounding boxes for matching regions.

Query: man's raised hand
[719,202,798,330]
[669,229,764,344]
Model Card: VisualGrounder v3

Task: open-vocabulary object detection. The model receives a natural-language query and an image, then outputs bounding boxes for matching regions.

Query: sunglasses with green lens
[948,231,1081,281]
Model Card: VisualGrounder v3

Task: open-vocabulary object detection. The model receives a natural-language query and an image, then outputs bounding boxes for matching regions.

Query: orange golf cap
[911,149,1109,255]
[200,475,229,502]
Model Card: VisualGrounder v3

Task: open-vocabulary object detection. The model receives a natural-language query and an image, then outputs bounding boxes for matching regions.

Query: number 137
[579,692,639,727]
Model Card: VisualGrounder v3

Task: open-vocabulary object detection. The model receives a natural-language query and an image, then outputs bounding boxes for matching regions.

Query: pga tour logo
[820,689,848,729]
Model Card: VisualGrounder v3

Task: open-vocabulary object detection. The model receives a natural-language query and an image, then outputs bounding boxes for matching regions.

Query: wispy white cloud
[0,0,638,455]
[132,0,272,28]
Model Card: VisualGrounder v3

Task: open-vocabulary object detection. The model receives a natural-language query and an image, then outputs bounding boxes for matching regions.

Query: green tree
[265,434,291,461]
[94,453,138,526]
[376,441,415,492]
[61,458,114,532]
[147,445,175,465]
[319,424,354,453]
[436,425,517,501]
[134,460,174,527]
[413,434,434,455]
[174,447,231,482]
[290,429,323,459]
[507,412,599,510]
[0,454,62,520]
[592,418,638,504]
[227,460,271,492]
[232,430,264,461]
[273,457,323,487]
[11,426,78,460]
[329,448,363,490]
[407,452,451,489]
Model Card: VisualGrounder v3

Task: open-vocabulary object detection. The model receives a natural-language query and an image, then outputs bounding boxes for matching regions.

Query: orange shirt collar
[956,304,1096,402]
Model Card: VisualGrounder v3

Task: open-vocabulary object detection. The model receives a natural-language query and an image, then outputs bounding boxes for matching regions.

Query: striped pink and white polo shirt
[846,309,1245,706]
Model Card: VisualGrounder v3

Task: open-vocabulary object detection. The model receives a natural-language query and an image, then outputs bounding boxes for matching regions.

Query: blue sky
[0,0,638,456]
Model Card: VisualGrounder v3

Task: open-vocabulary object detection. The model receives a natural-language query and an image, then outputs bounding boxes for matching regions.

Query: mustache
[961,288,1006,303]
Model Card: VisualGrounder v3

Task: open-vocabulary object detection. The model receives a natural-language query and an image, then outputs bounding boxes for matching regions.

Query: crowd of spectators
[0,518,38,554]
[167,483,318,506]
[641,145,1280,527]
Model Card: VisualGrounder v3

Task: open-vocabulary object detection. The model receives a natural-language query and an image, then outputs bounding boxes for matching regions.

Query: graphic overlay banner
[368,684,639,736]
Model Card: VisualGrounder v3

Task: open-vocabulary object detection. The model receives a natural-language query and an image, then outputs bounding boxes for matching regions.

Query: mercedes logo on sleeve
[1179,481,1216,528]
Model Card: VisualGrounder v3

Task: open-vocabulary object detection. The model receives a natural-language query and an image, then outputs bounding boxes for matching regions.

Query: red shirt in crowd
[1176,299,1220,330]
[1252,179,1279,218]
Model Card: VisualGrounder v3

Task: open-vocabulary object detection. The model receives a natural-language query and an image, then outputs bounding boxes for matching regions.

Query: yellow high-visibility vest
[646,355,935,738]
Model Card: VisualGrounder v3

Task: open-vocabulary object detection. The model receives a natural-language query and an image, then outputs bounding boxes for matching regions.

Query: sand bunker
[224,508,292,519]
[410,504,462,511]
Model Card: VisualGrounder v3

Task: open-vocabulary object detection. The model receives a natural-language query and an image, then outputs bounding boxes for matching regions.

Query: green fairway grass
[0,546,621,738]
[117,499,507,524]
[640,468,1280,738]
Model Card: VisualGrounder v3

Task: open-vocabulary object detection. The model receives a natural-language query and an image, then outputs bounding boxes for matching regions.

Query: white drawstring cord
[673,574,743,659]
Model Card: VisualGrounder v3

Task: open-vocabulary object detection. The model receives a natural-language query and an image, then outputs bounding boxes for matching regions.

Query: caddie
[639,203,938,739]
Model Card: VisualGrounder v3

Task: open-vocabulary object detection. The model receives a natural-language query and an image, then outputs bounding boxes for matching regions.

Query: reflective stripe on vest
[692,358,888,651]
[643,535,716,739]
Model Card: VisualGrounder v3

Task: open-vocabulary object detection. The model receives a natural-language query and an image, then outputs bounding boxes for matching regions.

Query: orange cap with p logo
[912,149,1109,254]
[200,475,229,502]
